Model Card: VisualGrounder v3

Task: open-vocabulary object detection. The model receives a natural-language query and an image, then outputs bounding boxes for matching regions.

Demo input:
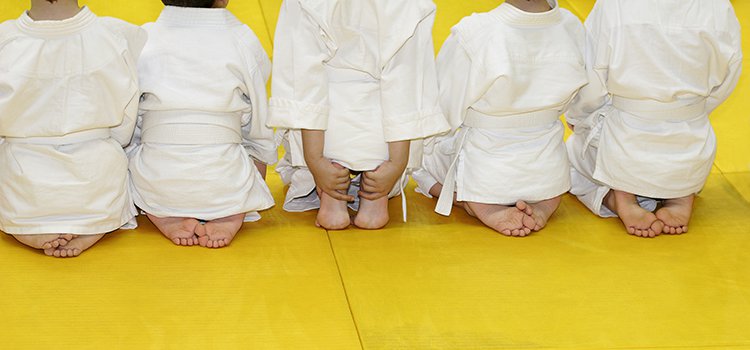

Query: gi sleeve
[238,28,277,165]
[111,25,147,147]
[706,10,743,114]
[566,0,610,126]
[268,0,330,130]
[379,11,449,142]
[434,31,481,132]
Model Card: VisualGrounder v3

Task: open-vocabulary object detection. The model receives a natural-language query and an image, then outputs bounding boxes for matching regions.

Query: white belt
[4,129,110,145]
[464,109,561,129]
[612,97,706,121]
[141,111,242,145]
[434,109,561,216]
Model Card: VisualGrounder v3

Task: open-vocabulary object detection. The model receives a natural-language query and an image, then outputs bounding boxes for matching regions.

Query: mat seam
[326,231,366,350]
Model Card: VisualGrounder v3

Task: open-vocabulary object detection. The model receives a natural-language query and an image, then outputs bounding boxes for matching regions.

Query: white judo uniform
[412,1,587,216]
[0,8,144,235]
[129,6,275,222]
[565,0,743,217]
[268,0,450,213]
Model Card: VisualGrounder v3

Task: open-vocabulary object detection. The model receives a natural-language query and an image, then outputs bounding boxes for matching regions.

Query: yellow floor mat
[0,174,362,349]
[724,171,750,204]
[330,175,750,350]
[1,1,749,349]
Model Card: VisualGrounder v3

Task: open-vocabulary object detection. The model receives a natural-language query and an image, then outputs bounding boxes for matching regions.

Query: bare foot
[147,214,200,246]
[196,213,244,249]
[354,195,389,229]
[519,197,562,232]
[655,195,694,234]
[466,201,532,237]
[44,234,105,258]
[604,190,664,238]
[316,191,351,230]
[12,234,74,250]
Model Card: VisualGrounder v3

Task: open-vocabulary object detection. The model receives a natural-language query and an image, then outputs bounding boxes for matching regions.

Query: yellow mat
[1,1,749,349]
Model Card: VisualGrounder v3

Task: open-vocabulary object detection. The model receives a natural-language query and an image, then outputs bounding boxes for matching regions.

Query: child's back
[130,3,275,248]
[566,0,742,237]
[269,0,449,229]
[0,4,145,257]
[412,0,588,236]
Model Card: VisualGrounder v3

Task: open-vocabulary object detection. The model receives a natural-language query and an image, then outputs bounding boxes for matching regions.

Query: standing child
[269,0,449,230]
[566,0,742,237]
[412,0,587,236]
[129,0,276,248]
[0,0,145,257]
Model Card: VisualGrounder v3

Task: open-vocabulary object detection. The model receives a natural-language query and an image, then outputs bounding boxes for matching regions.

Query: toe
[44,248,55,256]
[500,229,512,236]
[521,215,536,231]
[198,236,209,247]
[172,238,181,245]
[516,201,532,215]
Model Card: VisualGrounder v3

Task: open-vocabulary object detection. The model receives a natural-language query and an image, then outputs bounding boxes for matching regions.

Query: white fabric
[414,1,587,215]
[129,6,275,221]
[275,130,406,213]
[566,0,743,210]
[269,0,449,212]
[0,8,144,234]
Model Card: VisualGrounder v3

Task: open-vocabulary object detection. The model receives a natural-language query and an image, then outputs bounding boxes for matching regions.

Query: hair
[161,0,215,8]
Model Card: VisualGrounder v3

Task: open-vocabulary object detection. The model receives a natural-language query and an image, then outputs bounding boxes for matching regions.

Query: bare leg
[466,201,532,237]
[146,214,200,246]
[44,234,105,258]
[655,195,694,234]
[12,234,74,251]
[196,213,244,249]
[353,195,389,230]
[519,196,562,232]
[428,183,474,216]
[604,190,664,238]
[316,190,351,230]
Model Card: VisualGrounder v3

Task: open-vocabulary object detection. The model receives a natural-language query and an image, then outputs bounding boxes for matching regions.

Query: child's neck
[28,0,82,21]
[505,0,553,13]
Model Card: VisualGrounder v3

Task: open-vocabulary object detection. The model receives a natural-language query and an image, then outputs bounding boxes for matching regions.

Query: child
[412,0,587,236]
[566,0,742,237]
[269,0,449,230]
[129,0,276,248]
[0,0,145,257]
